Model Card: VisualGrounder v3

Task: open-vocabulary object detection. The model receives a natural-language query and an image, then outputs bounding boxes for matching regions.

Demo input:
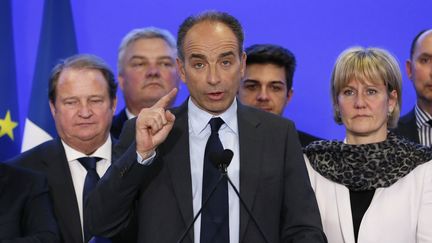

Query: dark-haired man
[238,44,321,147]
[88,11,326,243]
[394,29,432,145]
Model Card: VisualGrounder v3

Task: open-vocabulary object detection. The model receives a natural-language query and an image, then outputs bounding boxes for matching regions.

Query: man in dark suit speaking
[87,11,326,243]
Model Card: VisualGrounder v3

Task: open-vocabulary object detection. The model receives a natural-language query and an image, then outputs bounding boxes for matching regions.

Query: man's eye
[131,62,145,67]
[221,60,231,66]
[419,57,431,64]
[159,61,174,68]
[244,84,258,91]
[193,63,205,69]
[64,100,77,105]
[270,85,283,91]
[90,99,103,104]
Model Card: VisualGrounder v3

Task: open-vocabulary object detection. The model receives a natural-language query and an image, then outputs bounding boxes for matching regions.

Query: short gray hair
[117,27,177,74]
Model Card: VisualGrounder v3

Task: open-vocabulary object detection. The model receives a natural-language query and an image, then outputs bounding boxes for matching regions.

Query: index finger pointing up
[152,88,178,109]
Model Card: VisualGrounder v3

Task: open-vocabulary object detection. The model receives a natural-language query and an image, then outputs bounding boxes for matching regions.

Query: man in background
[111,27,180,139]
[394,29,432,145]
[238,44,321,146]
[9,54,134,243]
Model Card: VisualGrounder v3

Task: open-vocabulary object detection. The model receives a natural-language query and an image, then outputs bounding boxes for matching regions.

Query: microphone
[209,149,233,173]
[177,149,270,243]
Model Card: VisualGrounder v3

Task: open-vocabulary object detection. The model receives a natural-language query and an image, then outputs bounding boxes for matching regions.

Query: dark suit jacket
[298,130,321,148]
[0,163,59,242]
[8,139,136,243]
[110,108,128,140]
[392,109,419,143]
[88,100,326,242]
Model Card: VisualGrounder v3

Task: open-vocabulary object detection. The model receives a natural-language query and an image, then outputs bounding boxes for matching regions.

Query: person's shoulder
[6,139,60,167]
[298,130,322,147]
[113,108,127,122]
[239,103,294,126]
[111,108,129,139]
[0,162,45,184]
[398,108,416,124]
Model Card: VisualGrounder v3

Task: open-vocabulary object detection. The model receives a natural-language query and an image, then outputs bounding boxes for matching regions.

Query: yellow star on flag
[0,110,18,140]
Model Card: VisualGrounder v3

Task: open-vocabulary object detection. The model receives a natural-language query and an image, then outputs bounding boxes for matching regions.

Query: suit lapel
[164,102,194,241]
[405,110,419,143]
[237,104,263,241]
[335,184,355,243]
[398,109,419,143]
[43,139,84,242]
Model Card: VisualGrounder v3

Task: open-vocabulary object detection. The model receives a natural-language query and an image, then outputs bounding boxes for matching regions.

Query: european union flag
[0,0,21,161]
[21,0,78,151]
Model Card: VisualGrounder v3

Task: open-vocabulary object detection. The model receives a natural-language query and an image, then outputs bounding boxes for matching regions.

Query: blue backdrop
[11,0,432,141]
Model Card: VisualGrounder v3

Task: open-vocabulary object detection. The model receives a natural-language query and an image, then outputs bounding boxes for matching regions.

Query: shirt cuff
[136,151,156,165]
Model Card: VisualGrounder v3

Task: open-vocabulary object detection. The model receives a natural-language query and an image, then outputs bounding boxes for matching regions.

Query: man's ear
[240,52,247,77]
[176,58,187,84]
[118,74,125,90]
[111,97,118,115]
[286,88,294,105]
[406,59,413,81]
[49,100,56,117]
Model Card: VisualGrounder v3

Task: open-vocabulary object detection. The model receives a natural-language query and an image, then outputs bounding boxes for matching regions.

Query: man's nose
[257,87,269,101]
[78,103,92,118]
[146,63,161,78]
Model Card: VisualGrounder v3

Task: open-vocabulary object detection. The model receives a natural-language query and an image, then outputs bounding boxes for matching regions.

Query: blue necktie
[200,117,229,243]
[78,157,110,243]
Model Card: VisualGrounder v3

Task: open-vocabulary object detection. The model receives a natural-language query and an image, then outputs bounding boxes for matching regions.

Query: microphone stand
[221,168,270,243]
[176,174,226,243]
[177,150,270,243]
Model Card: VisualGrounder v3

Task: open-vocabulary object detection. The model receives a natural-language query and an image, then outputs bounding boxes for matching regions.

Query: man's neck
[417,98,432,116]
[63,135,109,155]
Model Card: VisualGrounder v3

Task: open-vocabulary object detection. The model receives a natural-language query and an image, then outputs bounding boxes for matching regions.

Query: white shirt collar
[62,135,112,162]
[415,104,432,127]
[188,97,238,136]
[125,108,136,120]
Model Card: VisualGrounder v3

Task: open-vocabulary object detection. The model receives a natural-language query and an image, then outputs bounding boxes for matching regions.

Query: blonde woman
[304,47,432,243]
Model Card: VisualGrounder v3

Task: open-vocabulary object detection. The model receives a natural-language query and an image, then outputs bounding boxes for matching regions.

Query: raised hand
[135,88,178,159]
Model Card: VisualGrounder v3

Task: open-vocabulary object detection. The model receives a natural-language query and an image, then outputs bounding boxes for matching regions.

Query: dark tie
[77,157,110,243]
[427,120,432,127]
[200,117,229,243]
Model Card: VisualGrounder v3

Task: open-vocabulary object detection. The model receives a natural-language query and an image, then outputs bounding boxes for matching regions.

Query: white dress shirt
[62,136,112,239]
[188,98,240,243]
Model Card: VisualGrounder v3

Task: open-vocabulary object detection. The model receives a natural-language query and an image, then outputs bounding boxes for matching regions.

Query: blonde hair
[330,47,402,128]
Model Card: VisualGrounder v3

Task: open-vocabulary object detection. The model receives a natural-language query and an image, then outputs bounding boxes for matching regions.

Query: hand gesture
[135,88,178,159]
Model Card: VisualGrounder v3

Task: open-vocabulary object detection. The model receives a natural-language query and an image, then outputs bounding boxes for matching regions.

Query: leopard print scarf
[304,132,432,191]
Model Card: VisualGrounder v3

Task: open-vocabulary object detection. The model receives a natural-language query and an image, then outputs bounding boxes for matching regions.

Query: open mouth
[207,91,224,100]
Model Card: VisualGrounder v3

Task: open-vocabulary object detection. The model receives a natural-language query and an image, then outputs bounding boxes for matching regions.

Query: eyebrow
[243,79,286,85]
[190,53,206,60]
[418,53,432,59]
[129,56,146,62]
[219,51,235,58]
[243,79,260,84]
[157,56,175,61]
